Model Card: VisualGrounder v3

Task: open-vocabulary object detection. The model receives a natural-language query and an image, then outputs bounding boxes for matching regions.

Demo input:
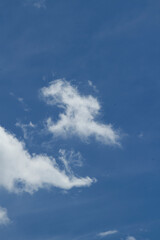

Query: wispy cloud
[10,92,30,112]
[138,132,143,138]
[24,0,46,9]
[98,230,118,237]
[16,121,36,139]
[33,0,46,9]
[41,79,120,145]
[126,237,136,240]
[88,80,98,92]
[0,126,94,194]
[59,149,83,174]
[0,207,10,225]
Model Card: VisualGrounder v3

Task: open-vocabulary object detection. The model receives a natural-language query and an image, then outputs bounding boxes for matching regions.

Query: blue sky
[0,0,160,239]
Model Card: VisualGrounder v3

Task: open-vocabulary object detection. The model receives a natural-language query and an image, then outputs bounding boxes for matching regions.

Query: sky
[0,0,160,239]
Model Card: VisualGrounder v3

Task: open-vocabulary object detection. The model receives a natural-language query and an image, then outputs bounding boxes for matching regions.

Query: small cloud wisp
[98,230,118,237]
[0,207,10,225]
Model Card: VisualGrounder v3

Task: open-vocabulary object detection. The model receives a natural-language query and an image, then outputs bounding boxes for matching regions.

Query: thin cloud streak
[98,230,118,237]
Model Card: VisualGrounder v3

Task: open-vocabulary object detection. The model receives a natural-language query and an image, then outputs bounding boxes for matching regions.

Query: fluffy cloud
[0,207,10,225]
[0,126,94,194]
[98,230,118,237]
[41,79,120,145]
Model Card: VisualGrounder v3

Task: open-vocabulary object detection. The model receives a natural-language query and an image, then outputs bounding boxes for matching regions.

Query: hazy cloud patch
[0,207,10,225]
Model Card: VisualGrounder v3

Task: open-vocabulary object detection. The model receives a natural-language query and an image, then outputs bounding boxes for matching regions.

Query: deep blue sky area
[0,1,160,240]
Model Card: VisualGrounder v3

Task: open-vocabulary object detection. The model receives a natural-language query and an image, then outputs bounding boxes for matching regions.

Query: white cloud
[0,126,94,194]
[98,230,118,237]
[41,79,120,145]
[0,207,10,225]
[126,237,136,240]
